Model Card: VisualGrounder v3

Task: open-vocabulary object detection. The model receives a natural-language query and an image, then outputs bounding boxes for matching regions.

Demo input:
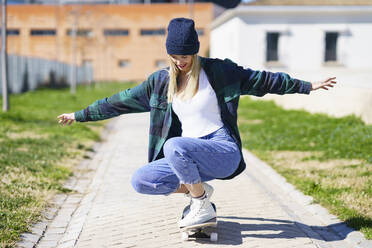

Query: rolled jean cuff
[179,178,202,185]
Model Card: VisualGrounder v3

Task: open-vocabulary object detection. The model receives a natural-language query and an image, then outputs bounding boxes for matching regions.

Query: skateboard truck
[181,221,218,241]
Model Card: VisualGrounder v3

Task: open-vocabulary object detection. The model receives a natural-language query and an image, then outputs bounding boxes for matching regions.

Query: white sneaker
[184,182,214,215]
[185,182,214,201]
[178,196,217,228]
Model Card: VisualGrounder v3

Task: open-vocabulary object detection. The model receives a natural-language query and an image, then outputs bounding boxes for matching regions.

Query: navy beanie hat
[166,18,200,55]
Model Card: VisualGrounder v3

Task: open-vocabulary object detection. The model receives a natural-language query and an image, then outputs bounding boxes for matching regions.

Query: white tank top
[172,69,224,138]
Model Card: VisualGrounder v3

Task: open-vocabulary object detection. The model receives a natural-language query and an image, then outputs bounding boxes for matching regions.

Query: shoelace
[188,198,205,218]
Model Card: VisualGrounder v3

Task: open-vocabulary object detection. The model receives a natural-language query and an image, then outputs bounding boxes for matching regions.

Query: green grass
[238,97,372,239]
[2,85,371,245]
[0,82,135,248]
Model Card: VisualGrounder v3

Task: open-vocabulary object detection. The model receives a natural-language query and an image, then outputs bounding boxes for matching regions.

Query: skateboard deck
[180,203,218,242]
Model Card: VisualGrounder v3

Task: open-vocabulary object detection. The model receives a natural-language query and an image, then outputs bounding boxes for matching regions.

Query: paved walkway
[21,113,371,248]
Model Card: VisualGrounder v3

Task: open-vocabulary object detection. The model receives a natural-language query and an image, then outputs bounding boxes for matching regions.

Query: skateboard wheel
[181,232,189,241]
[210,232,218,242]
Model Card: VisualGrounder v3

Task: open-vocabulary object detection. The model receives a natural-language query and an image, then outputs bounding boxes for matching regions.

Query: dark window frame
[118,59,130,68]
[66,29,93,37]
[0,28,20,36]
[325,32,339,62]
[30,29,56,36]
[140,28,166,36]
[266,32,280,62]
[82,59,93,66]
[196,28,205,36]
[104,29,130,36]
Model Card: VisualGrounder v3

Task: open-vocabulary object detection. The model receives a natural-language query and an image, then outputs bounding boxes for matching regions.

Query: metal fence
[0,54,93,95]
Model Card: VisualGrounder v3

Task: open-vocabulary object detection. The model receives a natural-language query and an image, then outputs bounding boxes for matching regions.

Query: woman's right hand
[57,113,76,126]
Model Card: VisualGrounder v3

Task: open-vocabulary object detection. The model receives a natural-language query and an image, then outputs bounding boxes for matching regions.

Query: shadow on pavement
[212,216,353,245]
[193,220,243,245]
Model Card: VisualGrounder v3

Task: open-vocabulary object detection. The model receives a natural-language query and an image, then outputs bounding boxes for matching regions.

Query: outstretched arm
[240,69,312,96]
[57,78,152,126]
[221,58,333,96]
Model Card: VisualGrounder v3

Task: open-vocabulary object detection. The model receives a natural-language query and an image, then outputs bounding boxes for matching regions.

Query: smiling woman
[168,54,200,102]
[57,17,336,232]
[169,55,192,72]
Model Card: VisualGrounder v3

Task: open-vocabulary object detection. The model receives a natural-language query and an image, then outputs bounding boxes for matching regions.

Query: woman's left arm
[223,59,336,96]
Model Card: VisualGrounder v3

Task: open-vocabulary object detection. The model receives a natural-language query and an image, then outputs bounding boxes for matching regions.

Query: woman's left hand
[311,77,337,91]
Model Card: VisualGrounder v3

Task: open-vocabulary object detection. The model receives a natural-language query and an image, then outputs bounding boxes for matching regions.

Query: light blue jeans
[131,126,241,195]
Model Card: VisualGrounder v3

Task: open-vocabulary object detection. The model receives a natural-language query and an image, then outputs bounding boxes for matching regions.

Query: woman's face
[169,55,193,73]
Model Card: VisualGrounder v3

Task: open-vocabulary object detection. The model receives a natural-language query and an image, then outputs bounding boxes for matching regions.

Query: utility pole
[1,0,9,111]
[55,0,61,62]
[69,7,78,94]
[189,0,194,19]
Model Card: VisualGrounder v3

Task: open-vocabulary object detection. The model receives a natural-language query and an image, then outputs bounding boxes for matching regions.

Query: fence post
[1,0,9,111]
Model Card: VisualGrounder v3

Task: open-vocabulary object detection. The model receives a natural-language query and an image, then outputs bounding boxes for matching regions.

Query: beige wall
[4,3,213,81]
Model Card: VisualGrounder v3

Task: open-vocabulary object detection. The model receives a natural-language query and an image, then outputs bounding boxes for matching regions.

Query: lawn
[0,82,135,248]
[238,97,372,239]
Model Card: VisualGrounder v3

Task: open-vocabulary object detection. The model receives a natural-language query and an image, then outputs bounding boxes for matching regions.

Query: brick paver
[30,113,370,248]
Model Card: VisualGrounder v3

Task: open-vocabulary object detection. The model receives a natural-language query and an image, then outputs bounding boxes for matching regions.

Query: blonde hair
[167,54,201,103]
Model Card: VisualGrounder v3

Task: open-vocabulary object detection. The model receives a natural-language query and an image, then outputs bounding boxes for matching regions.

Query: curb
[16,119,119,248]
[242,149,372,248]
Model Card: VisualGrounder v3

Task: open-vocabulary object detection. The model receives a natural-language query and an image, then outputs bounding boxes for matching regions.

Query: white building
[210,0,372,123]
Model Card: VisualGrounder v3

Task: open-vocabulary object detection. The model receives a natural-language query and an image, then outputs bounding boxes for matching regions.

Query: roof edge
[211,5,372,29]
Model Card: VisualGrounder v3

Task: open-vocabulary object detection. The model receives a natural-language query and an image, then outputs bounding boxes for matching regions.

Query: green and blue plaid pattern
[75,56,311,180]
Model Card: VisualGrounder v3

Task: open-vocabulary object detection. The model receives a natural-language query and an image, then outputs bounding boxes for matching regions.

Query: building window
[325,32,338,62]
[30,29,56,36]
[0,29,20,36]
[104,29,129,36]
[140,28,165,36]
[82,59,93,67]
[196,28,204,36]
[266,32,279,62]
[155,60,167,68]
[66,29,93,37]
[118,60,130,68]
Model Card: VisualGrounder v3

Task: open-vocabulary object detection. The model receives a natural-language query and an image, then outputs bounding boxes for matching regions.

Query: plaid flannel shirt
[75,56,312,180]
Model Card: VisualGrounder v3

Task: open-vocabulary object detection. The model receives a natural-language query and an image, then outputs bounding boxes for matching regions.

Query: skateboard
[180,203,218,242]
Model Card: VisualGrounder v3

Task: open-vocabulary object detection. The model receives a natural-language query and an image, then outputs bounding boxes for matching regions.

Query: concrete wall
[211,6,372,124]
[210,17,242,63]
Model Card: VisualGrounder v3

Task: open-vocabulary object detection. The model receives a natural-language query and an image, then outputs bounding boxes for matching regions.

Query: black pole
[1,0,9,112]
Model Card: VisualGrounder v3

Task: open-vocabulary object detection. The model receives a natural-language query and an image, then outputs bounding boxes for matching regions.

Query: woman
[57,18,336,228]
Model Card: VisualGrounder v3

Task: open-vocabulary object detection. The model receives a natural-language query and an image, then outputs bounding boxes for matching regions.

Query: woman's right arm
[57,78,152,125]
